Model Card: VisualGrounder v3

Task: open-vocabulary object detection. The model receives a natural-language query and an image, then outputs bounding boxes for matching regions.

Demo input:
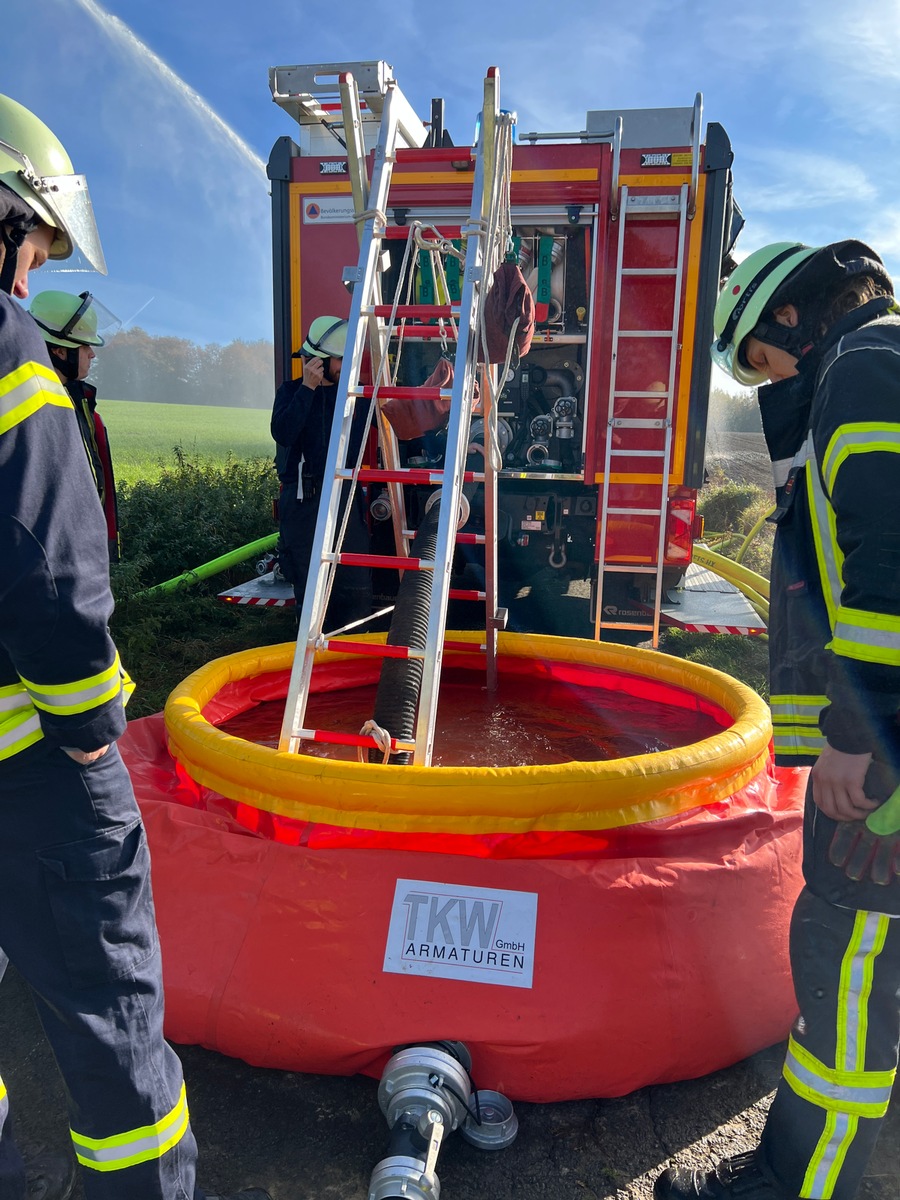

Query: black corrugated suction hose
[369,499,442,764]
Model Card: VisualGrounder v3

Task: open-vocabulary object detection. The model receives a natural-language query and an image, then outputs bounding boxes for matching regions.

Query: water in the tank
[218,666,726,766]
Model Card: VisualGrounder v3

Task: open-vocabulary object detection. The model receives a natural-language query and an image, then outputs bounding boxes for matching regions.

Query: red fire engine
[242,60,756,650]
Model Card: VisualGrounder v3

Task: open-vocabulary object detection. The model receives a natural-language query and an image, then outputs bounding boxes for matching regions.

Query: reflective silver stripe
[0,684,30,713]
[772,456,793,488]
[832,608,900,665]
[21,657,123,717]
[0,708,42,759]
[799,911,893,1197]
[770,694,827,722]
[772,727,825,756]
[784,1043,894,1113]
[0,361,70,435]
[72,1084,190,1173]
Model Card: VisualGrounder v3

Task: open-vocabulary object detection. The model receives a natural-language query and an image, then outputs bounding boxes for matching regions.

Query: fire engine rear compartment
[265,91,754,638]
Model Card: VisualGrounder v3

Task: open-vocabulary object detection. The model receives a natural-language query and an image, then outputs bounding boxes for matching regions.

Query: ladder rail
[278,81,403,753]
[594,183,689,645]
[412,72,500,763]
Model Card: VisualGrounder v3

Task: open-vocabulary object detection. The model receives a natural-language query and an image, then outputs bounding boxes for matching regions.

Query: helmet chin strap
[50,345,80,381]
[0,224,26,295]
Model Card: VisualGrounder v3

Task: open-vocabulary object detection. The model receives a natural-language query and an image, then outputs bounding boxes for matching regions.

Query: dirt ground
[3,961,897,1200]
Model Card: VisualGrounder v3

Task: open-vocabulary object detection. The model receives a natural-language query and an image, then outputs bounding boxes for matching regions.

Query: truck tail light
[665,498,696,564]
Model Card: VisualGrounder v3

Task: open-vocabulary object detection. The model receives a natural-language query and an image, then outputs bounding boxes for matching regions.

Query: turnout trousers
[0,742,198,1199]
[760,785,900,1199]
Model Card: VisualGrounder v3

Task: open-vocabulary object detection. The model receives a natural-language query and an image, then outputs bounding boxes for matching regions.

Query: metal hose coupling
[368,1042,518,1200]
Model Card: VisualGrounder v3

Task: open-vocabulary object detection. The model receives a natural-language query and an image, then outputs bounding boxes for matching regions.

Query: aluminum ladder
[593,181,690,646]
[278,67,507,766]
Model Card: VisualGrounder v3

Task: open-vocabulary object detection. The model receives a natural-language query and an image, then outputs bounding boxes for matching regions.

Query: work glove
[828,821,900,886]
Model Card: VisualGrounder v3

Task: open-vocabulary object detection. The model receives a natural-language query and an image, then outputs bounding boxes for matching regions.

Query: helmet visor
[710,336,768,387]
[36,173,107,274]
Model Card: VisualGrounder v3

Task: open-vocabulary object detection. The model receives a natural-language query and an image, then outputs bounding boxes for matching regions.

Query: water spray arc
[71,0,267,181]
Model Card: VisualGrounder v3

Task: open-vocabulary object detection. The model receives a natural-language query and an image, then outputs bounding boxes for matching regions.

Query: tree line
[92,327,275,409]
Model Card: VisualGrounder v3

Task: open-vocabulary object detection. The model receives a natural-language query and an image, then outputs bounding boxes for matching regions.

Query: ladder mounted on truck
[275,64,512,766]
[594,96,702,645]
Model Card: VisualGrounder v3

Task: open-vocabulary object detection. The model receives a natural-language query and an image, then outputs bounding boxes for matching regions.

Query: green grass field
[99,399,275,484]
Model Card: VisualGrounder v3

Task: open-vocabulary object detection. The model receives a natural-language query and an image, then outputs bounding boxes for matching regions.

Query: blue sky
[5,0,900,348]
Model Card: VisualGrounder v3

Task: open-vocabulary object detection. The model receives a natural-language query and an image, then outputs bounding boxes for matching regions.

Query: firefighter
[0,94,271,1200]
[29,289,121,561]
[271,314,372,625]
[655,240,900,1199]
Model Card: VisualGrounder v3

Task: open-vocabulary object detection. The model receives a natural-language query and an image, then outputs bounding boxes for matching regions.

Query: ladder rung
[351,468,485,485]
[395,146,474,165]
[337,552,434,571]
[358,386,451,400]
[456,532,485,545]
[444,639,486,652]
[622,268,678,276]
[320,639,424,660]
[618,330,675,338]
[384,226,463,241]
[295,727,416,753]
[597,621,657,632]
[609,449,667,458]
[600,564,659,575]
[448,588,486,602]
[615,390,672,399]
[368,305,458,319]
[611,418,668,428]
[606,507,663,516]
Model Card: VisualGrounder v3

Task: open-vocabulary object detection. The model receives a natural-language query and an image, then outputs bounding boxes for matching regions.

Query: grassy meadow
[99,398,275,484]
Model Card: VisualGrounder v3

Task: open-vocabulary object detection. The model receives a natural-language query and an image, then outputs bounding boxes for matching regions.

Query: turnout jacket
[271,376,369,490]
[0,295,129,763]
[764,299,900,776]
[68,378,121,562]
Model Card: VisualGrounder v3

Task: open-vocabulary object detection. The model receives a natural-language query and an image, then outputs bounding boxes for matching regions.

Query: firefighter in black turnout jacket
[655,241,900,1200]
[271,315,372,626]
[0,94,270,1200]
[29,288,121,560]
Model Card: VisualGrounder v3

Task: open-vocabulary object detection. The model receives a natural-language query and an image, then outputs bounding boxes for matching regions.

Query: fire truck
[236,60,756,650]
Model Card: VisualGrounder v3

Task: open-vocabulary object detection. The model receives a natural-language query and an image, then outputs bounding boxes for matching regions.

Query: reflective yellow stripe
[0,1076,6,1104]
[821,422,900,496]
[800,911,892,1197]
[0,706,43,760]
[71,1084,190,1173]
[20,655,124,717]
[831,606,900,665]
[0,361,70,435]
[805,436,843,630]
[784,1038,894,1116]
[769,693,828,720]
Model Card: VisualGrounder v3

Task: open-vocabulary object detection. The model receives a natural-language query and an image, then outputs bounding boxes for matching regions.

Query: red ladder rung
[354,468,483,485]
[359,386,447,400]
[337,552,433,571]
[443,639,487,652]
[321,639,423,660]
[384,226,462,241]
[371,305,456,319]
[448,589,486,602]
[296,727,415,752]
[455,532,485,545]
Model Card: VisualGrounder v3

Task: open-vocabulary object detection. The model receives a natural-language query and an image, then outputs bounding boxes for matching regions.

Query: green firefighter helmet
[296,315,349,359]
[29,290,110,348]
[711,242,817,385]
[0,93,106,273]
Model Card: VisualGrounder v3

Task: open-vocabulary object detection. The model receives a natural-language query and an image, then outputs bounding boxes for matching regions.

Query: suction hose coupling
[368,1042,518,1200]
